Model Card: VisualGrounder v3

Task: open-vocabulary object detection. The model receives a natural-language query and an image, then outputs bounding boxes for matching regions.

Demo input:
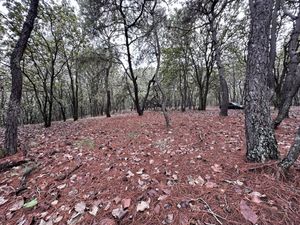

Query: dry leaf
[240,200,258,224]
[74,202,86,214]
[121,198,131,209]
[10,199,24,211]
[112,207,127,219]
[249,191,266,204]
[0,196,8,206]
[88,205,98,216]
[137,199,150,212]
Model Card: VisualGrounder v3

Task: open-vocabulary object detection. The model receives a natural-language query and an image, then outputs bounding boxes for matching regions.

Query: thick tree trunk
[279,127,300,170]
[4,0,39,156]
[273,10,300,129]
[244,0,279,162]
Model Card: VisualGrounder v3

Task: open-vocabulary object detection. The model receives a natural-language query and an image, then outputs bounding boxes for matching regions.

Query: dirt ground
[0,108,299,225]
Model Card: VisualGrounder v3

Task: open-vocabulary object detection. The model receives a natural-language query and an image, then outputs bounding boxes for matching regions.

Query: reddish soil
[0,108,299,225]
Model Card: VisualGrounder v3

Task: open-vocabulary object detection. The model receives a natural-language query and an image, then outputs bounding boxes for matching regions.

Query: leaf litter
[0,109,299,224]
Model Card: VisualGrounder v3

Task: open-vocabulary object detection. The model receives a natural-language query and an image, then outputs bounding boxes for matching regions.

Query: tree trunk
[279,127,300,170]
[4,0,39,156]
[244,0,278,162]
[105,67,111,118]
[211,19,229,116]
[273,9,300,129]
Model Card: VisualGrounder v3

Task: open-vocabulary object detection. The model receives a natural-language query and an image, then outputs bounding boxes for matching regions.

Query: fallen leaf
[113,196,121,204]
[158,195,168,201]
[10,199,24,211]
[23,198,38,208]
[121,198,131,209]
[163,214,174,224]
[136,168,144,175]
[51,200,58,206]
[0,196,8,206]
[249,191,266,204]
[112,207,128,219]
[74,202,86,214]
[39,219,53,225]
[240,200,258,224]
[67,212,82,225]
[154,204,160,214]
[57,184,67,190]
[89,205,98,216]
[53,215,63,223]
[126,170,134,178]
[137,199,150,212]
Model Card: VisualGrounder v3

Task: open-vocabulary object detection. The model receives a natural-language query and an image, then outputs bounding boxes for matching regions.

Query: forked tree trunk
[244,0,279,162]
[4,0,39,156]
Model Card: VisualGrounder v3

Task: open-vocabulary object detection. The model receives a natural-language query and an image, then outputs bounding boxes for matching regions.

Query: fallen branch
[0,160,29,172]
[199,197,225,225]
[56,164,82,181]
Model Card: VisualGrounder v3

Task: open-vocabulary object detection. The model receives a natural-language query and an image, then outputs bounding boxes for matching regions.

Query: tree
[279,127,300,170]
[244,0,279,162]
[273,5,300,129]
[4,0,39,156]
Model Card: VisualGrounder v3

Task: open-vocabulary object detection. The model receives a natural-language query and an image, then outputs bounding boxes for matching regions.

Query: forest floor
[0,108,300,225]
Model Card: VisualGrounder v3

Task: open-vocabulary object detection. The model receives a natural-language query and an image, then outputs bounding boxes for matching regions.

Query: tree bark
[211,18,229,116]
[273,9,300,129]
[279,127,300,170]
[244,0,279,162]
[4,0,39,156]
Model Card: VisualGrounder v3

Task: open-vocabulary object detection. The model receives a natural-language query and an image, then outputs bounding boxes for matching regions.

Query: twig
[56,164,82,181]
[199,197,224,225]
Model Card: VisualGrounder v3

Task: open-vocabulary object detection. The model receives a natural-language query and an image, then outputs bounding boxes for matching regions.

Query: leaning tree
[4,0,39,156]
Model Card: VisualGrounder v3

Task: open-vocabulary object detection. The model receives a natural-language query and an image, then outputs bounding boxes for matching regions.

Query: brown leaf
[121,198,131,209]
[10,198,24,211]
[240,200,258,224]
[154,204,160,214]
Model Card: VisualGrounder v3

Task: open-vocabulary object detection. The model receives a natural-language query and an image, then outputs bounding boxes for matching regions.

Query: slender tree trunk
[74,68,79,121]
[105,65,112,118]
[245,0,278,162]
[279,127,300,170]
[273,9,300,129]
[4,0,39,156]
[268,0,281,89]
[211,19,229,116]
[0,77,5,126]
